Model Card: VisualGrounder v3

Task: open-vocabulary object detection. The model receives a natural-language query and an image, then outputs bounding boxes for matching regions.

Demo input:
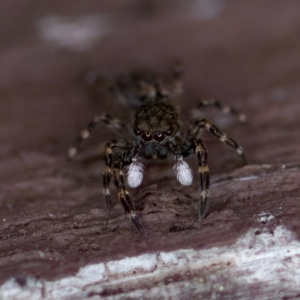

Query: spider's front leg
[188,119,246,164]
[181,138,209,219]
[184,119,246,219]
[112,154,145,235]
[103,141,114,211]
[103,140,133,211]
[194,139,209,219]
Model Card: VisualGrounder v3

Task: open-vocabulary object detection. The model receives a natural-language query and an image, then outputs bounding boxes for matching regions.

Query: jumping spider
[68,65,246,234]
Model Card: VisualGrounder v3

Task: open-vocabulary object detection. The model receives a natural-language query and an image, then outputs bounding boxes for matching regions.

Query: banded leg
[188,119,246,163]
[194,138,209,219]
[68,114,126,158]
[103,142,114,211]
[103,140,132,211]
[112,160,145,235]
[197,99,246,122]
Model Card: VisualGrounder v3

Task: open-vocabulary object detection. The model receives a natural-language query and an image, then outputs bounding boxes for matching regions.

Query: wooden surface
[0,1,300,299]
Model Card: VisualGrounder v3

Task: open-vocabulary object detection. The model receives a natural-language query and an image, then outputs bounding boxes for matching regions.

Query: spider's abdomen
[133,101,179,142]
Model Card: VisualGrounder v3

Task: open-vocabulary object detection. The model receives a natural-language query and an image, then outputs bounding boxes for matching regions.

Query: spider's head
[133,101,179,144]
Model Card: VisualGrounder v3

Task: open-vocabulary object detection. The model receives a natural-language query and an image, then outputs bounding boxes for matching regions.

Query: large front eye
[154,132,165,141]
[141,132,153,141]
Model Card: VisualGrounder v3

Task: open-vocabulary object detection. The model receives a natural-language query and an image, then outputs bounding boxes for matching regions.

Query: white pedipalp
[173,157,193,186]
[127,158,144,188]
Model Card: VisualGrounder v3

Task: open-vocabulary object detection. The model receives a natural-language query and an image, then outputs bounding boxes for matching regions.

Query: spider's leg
[196,99,246,122]
[103,140,132,211]
[180,137,209,219]
[112,159,145,235]
[68,114,126,158]
[103,141,114,211]
[188,119,246,164]
[194,138,209,219]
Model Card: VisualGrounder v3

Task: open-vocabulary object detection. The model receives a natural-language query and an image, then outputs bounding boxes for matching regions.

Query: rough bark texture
[1,1,300,299]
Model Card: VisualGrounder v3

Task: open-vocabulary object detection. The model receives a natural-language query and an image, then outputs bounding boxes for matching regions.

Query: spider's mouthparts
[173,158,193,186]
[127,160,144,188]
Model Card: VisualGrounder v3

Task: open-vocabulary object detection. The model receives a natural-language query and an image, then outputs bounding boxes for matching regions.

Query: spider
[68,65,246,234]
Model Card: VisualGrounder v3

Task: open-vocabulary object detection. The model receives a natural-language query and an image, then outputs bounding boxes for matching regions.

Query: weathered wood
[0,1,300,299]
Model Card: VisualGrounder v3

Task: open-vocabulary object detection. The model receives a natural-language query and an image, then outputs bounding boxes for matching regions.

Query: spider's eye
[141,132,153,141]
[154,132,165,141]
[165,129,173,136]
[134,127,141,135]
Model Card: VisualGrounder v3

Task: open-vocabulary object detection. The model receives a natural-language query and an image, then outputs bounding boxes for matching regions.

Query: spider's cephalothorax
[133,101,179,159]
[69,66,246,235]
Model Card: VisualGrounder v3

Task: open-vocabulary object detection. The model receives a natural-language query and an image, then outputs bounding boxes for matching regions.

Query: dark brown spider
[68,65,246,235]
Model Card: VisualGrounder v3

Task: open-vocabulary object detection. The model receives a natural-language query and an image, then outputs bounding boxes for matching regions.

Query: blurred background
[1,0,300,163]
[1,0,300,291]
